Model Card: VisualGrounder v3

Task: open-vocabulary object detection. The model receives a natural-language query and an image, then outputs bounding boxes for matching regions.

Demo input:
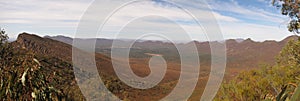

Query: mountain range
[47,35,298,78]
[1,33,298,100]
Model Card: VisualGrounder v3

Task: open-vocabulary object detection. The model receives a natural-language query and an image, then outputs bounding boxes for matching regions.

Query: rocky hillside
[1,33,180,101]
[0,34,85,100]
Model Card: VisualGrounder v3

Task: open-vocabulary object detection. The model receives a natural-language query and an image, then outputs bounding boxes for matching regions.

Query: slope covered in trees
[215,38,300,101]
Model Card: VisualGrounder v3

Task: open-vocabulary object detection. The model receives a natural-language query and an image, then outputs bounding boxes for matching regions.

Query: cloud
[0,0,293,41]
[0,0,91,23]
[208,0,286,24]
[0,0,94,37]
[92,0,241,41]
[212,12,240,22]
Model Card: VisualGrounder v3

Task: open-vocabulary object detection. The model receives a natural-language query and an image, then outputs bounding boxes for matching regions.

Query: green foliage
[278,38,300,67]
[290,84,300,101]
[275,85,289,101]
[215,38,300,101]
[272,0,300,33]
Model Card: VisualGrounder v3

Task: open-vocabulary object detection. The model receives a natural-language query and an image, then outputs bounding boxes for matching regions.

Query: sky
[0,0,294,41]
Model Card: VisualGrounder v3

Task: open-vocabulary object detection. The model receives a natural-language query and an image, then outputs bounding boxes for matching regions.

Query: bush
[215,38,300,101]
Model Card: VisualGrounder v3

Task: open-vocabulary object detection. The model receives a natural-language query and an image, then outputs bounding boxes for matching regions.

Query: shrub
[215,38,300,101]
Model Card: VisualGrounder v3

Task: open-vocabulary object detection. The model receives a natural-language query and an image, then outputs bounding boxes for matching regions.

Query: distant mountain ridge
[45,35,299,44]
[46,34,299,71]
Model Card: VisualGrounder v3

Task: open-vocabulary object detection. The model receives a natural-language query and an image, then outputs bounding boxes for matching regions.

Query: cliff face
[15,33,73,62]
[15,33,112,69]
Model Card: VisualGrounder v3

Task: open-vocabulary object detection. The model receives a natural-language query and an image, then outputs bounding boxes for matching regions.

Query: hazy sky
[0,0,294,41]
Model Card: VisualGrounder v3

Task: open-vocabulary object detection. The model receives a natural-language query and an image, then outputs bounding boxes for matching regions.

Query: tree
[272,0,300,33]
[0,28,11,60]
[0,28,8,45]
